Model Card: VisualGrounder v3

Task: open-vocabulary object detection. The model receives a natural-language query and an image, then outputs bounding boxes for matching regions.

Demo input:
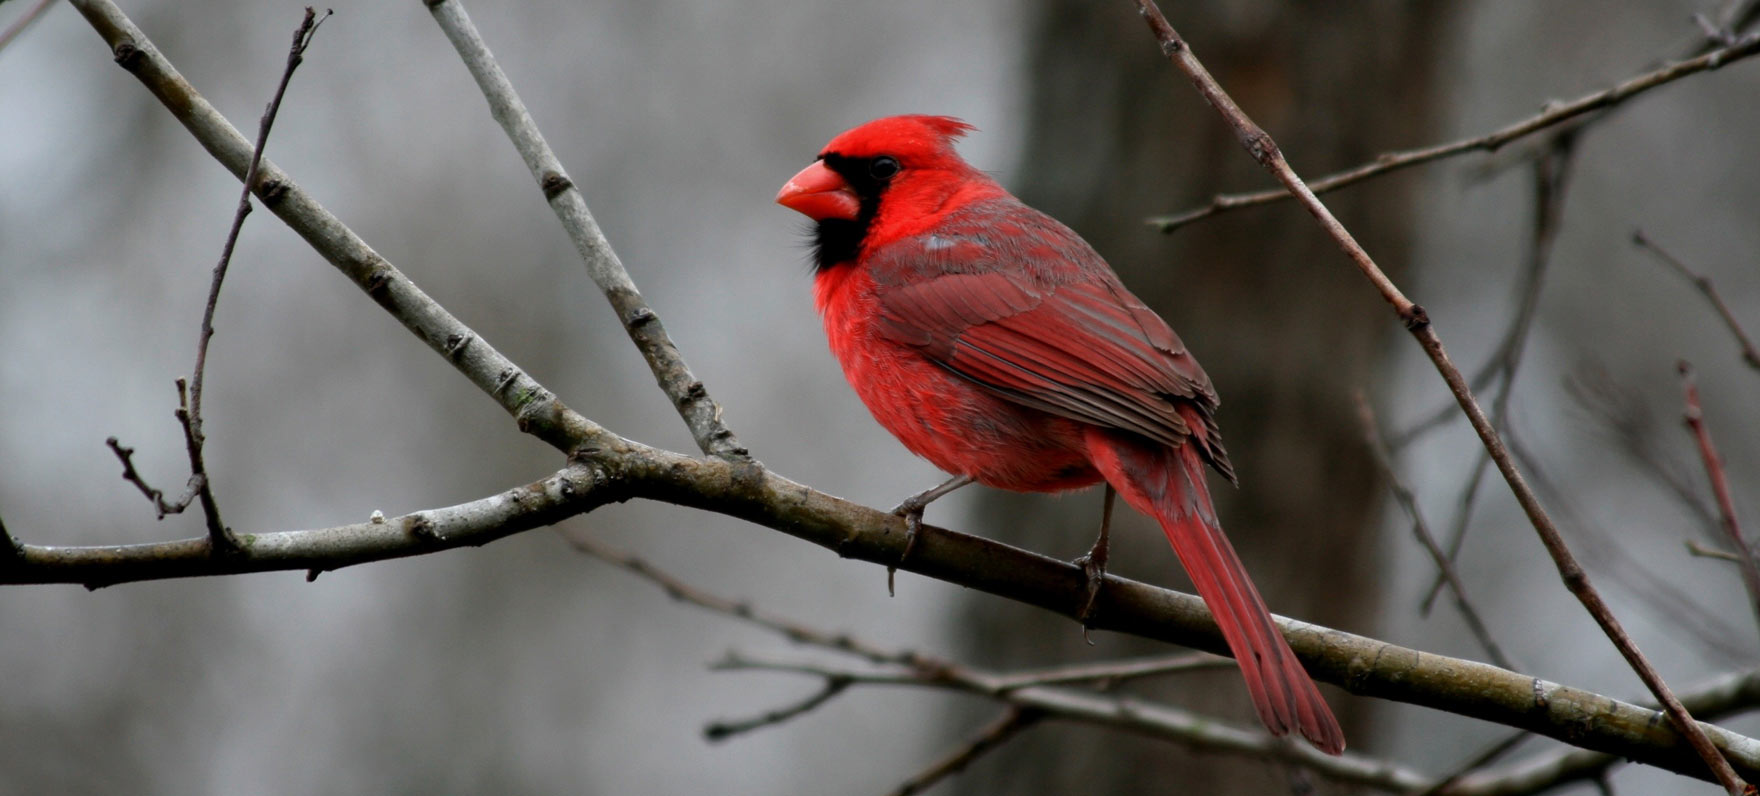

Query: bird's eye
[869,156,900,180]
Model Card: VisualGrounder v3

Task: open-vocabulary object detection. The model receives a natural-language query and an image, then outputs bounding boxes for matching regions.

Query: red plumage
[778,115,1344,754]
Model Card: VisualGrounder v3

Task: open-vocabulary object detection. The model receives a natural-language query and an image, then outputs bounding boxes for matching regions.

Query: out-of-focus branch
[423,0,745,461]
[885,707,1041,796]
[1356,395,1517,672]
[1634,231,1760,373]
[1131,3,1745,790]
[1415,137,1577,613]
[1680,362,1760,636]
[0,0,54,54]
[1147,32,1760,231]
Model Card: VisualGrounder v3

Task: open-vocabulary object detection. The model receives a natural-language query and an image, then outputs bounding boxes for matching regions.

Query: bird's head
[777,115,992,270]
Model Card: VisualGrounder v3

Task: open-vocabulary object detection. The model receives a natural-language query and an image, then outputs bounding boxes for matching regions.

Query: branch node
[539,170,573,200]
[1402,303,1431,331]
[111,40,141,68]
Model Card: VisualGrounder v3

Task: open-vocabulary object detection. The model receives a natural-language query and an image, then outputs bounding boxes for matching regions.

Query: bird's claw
[1072,550,1108,645]
[887,500,927,598]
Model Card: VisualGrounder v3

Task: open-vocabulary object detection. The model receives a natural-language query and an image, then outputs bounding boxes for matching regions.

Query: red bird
[775,115,1343,754]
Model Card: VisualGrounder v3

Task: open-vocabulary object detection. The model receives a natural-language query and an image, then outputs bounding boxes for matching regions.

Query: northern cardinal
[775,115,1343,754]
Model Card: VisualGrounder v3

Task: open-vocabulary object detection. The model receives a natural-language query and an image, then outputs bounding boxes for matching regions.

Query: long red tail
[1085,426,1345,755]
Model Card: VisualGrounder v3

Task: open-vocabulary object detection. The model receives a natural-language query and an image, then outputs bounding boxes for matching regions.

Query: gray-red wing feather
[868,202,1235,482]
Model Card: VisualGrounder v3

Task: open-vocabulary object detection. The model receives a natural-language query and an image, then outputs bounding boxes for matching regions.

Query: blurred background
[2,1,1758,793]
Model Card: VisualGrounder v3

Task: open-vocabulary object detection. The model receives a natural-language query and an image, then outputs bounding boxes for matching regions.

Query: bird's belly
[827,328,1102,494]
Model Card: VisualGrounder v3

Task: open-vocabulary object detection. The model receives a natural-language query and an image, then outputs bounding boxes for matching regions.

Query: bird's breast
[812,264,1101,493]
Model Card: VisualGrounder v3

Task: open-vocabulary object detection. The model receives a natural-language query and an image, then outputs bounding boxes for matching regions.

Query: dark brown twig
[1634,231,1760,373]
[1131,3,1745,791]
[107,8,330,553]
[1680,361,1760,636]
[1356,394,1518,672]
[1147,32,1760,231]
[886,707,1042,796]
[703,676,852,741]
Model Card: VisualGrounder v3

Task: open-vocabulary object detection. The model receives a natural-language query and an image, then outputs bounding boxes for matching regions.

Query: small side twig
[1132,3,1746,791]
[109,7,330,554]
[1147,32,1760,231]
[1680,361,1760,636]
[703,676,852,741]
[1690,540,1746,564]
[559,528,931,669]
[886,707,1042,796]
[1634,231,1760,373]
[0,510,20,562]
[1356,394,1519,672]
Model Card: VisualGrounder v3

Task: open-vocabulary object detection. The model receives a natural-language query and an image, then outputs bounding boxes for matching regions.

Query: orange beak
[775,160,860,221]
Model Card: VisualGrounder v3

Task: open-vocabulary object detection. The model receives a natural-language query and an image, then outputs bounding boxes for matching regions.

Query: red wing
[870,229,1234,482]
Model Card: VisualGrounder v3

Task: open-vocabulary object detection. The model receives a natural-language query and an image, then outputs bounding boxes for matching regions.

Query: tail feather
[1085,426,1345,755]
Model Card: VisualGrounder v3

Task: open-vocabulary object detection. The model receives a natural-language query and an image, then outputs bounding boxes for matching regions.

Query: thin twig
[1507,428,1753,664]
[989,652,1233,692]
[0,510,20,562]
[1131,3,1746,791]
[1409,731,1532,796]
[886,707,1042,796]
[715,650,1432,792]
[559,529,932,669]
[1634,230,1760,372]
[1416,136,1577,613]
[1356,394,1519,672]
[703,676,852,741]
[423,0,746,461]
[1680,361,1760,636]
[1691,540,1747,564]
[1565,362,1722,534]
[1147,32,1760,231]
[0,0,53,54]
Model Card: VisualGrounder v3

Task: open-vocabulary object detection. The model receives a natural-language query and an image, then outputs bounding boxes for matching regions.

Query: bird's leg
[887,474,976,596]
[1073,485,1117,641]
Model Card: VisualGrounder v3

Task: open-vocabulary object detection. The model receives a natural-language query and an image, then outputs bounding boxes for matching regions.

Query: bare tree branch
[703,676,851,742]
[1634,230,1760,373]
[1146,32,1760,232]
[1131,3,1746,790]
[1416,136,1578,614]
[1679,361,1760,636]
[885,707,1042,796]
[1356,394,1518,672]
[423,0,746,460]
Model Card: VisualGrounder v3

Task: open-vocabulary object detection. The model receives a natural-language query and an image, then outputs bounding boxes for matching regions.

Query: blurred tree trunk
[951,2,1454,792]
